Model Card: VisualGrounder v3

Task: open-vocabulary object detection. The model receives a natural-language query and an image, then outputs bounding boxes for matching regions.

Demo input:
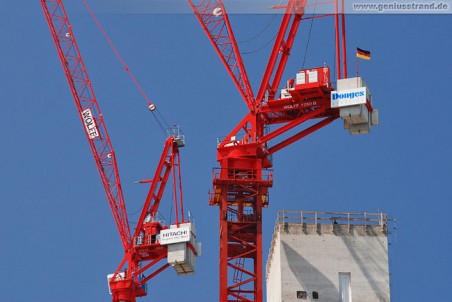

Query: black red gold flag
[357,47,371,60]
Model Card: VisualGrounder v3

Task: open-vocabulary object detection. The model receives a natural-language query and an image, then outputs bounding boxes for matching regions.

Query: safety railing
[266,209,394,279]
[134,234,157,246]
[277,209,390,227]
[167,125,185,146]
[227,208,256,222]
[211,167,273,182]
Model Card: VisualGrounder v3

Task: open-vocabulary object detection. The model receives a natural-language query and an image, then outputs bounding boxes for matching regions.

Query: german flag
[357,47,371,60]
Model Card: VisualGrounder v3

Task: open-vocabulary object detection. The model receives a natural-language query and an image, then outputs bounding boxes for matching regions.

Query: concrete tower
[266,210,390,302]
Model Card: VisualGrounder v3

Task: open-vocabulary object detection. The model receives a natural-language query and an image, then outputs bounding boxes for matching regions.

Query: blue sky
[0,1,451,301]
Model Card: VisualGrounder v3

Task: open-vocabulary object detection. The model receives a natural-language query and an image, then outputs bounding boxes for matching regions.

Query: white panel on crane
[167,222,198,276]
[308,69,318,83]
[280,88,292,99]
[333,77,379,135]
[296,71,306,85]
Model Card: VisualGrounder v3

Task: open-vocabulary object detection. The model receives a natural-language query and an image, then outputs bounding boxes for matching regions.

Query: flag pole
[356,52,359,86]
[356,52,359,77]
[356,47,370,86]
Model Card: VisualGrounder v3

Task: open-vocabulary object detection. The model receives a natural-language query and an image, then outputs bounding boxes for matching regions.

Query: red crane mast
[188,0,377,301]
[41,1,199,301]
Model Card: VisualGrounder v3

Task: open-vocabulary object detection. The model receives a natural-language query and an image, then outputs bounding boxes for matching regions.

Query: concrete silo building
[266,210,390,302]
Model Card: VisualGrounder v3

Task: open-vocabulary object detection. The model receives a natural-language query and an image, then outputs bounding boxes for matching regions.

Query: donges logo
[331,90,365,100]
[331,87,367,108]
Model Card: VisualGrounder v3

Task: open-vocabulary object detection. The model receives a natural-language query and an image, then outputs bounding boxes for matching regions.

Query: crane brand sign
[331,87,367,108]
[159,227,191,245]
[82,109,99,139]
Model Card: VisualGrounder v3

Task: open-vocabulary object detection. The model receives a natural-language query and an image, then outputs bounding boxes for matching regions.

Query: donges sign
[330,87,367,108]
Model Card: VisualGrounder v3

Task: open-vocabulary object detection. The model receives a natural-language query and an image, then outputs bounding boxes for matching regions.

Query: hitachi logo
[331,90,365,100]
[162,230,188,238]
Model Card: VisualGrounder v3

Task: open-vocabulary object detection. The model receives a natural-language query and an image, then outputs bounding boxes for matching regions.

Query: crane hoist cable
[239,1,285,55]
[301,0,319,70]
[241,34,277,55]
[236,14,277,44]
[236,0,285,44]
[81,0,170,135]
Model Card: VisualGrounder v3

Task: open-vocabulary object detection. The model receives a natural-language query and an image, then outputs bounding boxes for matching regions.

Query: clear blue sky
[0,1,451,301]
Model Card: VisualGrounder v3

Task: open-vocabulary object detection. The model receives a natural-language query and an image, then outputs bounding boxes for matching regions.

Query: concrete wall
[266,222,390,302]
[267,232,282,302]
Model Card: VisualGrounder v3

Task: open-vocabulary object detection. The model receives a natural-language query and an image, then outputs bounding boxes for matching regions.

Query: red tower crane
[41,1,199,301]
[188,0,378,301]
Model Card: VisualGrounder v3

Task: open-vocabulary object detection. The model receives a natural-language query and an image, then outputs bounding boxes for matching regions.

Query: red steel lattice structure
[41,0,131,249]
[41,1,193,301]
[188,0,351,301]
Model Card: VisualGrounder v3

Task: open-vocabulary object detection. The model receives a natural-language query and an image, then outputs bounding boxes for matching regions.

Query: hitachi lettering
[162,230,188,238]
[159,226,191,244]
[82,109,99,139]
[331,90,364,100]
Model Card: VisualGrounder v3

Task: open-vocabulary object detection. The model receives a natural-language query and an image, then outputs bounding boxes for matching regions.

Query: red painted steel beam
[258,107,326,144]
[334,0,342,79]
[256,6,293,104]
[188,0,255,111]
[218,113,258,148]
[340,0,348,78]
[269,12,303,99]
[256,0,306,104]
[133,138,178,240]
[137,259,170,285]
[40,0,131,249]
[267,115,338,155]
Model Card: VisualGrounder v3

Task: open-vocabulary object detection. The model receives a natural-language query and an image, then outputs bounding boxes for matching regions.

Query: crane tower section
[189,0,379,301]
